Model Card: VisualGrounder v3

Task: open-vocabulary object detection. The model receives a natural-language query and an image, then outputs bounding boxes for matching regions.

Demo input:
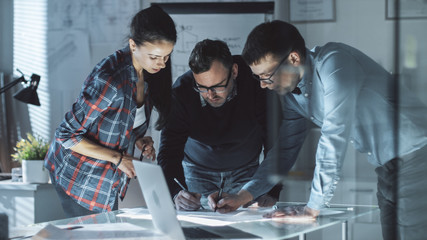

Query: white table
[9,202,379,240]
[0,180,65,227]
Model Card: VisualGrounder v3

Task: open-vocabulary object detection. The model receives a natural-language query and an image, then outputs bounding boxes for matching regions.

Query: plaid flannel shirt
[45,45,149,212]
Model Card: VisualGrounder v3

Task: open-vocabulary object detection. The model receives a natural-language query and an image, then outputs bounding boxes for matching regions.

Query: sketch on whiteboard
[219,37,242,52]
[48,0,140,45]
[48,35,77,71]
[87,0,139,44]
[169,13,267,81]
[176,25,199,54]
[48,30,90,91]
[48,0,87,30]
[172,24,200,79]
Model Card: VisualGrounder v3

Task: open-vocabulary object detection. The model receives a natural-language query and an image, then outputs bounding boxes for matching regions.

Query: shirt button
[350,140,354,144]
[304,93,309,97]
[367,152,372,156]
[310,117,315,121]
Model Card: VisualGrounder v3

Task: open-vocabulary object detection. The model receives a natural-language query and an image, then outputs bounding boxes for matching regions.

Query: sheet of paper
[176,207,273,226]
[31,223,169,240]
[117,206,347,226]
[118,207,273,226]
[117,208,153,219]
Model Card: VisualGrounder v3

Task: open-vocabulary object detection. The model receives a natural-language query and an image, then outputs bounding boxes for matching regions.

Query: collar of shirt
[122,45,139,84]
[294,52,315,96]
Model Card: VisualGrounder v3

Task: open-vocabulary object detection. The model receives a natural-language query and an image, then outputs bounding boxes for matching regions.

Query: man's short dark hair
[189,39,233,74]
[242,20,306,65]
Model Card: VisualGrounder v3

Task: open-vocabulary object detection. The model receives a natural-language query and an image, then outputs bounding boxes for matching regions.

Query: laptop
[132,160,261,240]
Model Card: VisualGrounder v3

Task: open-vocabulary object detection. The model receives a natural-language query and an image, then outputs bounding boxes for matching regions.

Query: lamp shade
[13,74,41,106]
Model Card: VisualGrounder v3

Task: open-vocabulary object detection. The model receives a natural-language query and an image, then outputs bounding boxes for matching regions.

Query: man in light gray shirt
[242,20,427,240]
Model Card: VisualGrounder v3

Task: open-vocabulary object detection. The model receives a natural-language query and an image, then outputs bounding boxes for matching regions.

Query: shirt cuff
[62,135,84,149]
[307,192,330,210]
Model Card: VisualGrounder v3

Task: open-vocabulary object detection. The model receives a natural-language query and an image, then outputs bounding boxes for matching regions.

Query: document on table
[117,205,348,227]
[177,207,274,226]
[30,223,169,240]
[118,207,273,226]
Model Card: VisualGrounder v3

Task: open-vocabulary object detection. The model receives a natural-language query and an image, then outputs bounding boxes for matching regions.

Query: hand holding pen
[135,136,156,161]
[173,178,205,210]
[214,176,226,212]
[208,178,255,213]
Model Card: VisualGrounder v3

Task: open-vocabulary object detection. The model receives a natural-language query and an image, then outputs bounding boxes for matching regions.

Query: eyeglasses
[252,56,288,84]
[193,69,232,94]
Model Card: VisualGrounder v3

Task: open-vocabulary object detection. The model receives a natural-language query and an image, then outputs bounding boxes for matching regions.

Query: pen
[174,177,187,191]
[140,146,151,161]
[64,226,84,230]
[174,178,205,210]
[214,175,226,212]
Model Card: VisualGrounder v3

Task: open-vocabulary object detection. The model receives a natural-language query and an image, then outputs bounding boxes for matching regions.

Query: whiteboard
[169,13,272,81]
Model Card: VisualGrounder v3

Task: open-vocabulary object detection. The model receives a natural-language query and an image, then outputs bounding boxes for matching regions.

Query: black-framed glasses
[252,56,288,84]
[193,69,232,94]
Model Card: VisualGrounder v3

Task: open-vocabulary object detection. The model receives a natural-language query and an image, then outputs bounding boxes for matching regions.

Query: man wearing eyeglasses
[242,20,427,240]
[157,39,286,213]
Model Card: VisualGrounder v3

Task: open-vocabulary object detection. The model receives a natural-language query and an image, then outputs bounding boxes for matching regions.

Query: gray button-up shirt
[277,42,427,209]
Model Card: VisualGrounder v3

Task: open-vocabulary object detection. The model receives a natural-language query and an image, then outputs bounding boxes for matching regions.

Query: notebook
[132,160,261,240]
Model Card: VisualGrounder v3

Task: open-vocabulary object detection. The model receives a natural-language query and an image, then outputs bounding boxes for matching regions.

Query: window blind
[13,0,50,140]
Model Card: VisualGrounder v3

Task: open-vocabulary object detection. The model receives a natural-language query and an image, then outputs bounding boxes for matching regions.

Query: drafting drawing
[48,30,90,91]
[176,25,199,54]
[48,35,77,71]
[169,13,266,81]
[48,0,139,45]
[48,0,87,30]
[172,64,191,83]
[87,0,140,44]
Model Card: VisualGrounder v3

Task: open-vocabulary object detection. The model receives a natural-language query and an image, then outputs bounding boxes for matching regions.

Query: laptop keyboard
[183,227,223,239]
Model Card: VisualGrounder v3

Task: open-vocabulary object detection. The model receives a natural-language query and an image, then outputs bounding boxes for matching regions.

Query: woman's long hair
[144,60,172,130]
[129,5,177,130]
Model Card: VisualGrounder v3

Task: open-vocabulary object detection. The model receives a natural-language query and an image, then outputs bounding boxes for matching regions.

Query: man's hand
[263,205,320,220]
[207,190,253,213]
[117,154,138,178]
[135,136,156,161]
[174,190,203,211]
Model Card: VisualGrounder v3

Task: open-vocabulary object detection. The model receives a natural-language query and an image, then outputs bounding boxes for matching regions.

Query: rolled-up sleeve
[56,74,117,149]
[242,98,307,199]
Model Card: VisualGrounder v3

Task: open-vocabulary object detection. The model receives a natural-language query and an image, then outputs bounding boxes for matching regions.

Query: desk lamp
[0,69,41,106]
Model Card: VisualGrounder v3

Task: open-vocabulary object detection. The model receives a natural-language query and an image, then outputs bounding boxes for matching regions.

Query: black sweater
[158,56,269,197]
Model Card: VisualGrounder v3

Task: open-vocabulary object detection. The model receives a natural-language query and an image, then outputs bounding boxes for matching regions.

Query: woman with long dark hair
[44,5,176,217]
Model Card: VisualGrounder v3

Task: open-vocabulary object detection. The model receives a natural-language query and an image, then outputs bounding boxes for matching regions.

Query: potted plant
[11,133,50,183]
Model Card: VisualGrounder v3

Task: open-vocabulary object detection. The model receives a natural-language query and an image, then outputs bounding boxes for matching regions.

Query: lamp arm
[0,76,26,94]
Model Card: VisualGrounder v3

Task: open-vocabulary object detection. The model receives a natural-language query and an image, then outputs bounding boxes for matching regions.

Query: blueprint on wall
[47,0,141,127]
[169,13,270,82]
[48,0,140,45]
